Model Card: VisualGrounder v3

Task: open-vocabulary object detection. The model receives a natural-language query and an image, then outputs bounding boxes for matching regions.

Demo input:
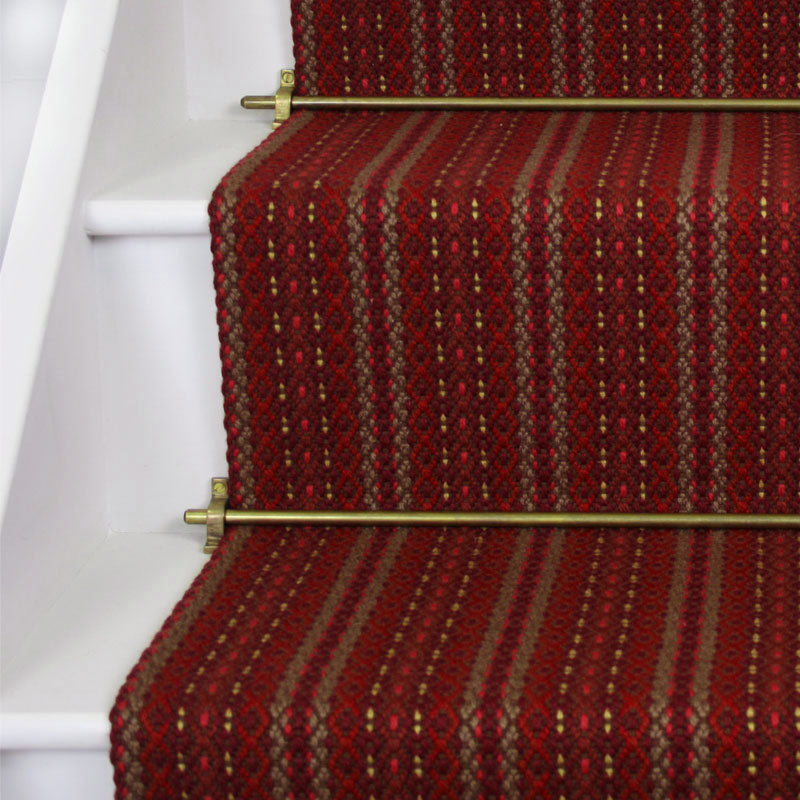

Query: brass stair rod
[187,480,800,553]
[186,508,800,529]
[244,70,800,130]
[242,95,800,112]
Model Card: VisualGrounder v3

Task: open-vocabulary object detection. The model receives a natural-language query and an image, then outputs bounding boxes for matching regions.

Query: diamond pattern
[292,0,800,98]
[111,34,800,799]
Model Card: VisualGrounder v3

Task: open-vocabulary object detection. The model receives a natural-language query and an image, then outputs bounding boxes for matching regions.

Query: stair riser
[94,234,226,534]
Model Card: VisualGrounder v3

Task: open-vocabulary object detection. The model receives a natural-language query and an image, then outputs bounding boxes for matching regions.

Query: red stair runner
[112,3,800,797]
[291,0,800,99]
[114,526,800,798]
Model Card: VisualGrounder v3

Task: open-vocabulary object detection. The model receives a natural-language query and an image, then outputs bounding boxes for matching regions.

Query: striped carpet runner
[112,3,800,798]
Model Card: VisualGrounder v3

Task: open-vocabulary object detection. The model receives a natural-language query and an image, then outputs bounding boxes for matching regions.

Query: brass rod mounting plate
[196,478,229,554]
[241,93,800,114]
[271,69,295,129]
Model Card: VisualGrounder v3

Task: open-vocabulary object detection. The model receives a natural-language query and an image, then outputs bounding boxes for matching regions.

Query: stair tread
[85,120,269,236]
[0,531,207,749]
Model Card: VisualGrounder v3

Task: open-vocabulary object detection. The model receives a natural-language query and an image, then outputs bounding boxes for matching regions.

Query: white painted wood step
[85,119,270,236]
[1,532,208,746]
[1,533,208,797]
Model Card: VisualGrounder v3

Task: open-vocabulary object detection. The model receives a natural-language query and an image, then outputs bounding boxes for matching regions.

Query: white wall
[183,0,293,120]
[1,0,295,653]
[1,0,189,660]
[1,0,293,260]
[1,0,68,259]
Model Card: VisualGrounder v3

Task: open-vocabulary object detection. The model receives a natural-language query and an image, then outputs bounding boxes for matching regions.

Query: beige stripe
[119,526,258,798]
[547,113,594,509]
[278,116,435,797]
[675,114,705,512]
[500,531,566,796]
[690,532,727,797]
[307,530,409,800]
[510,114,566,507]
[579,0,596,95]
[720,0,736,96]
[410,0,426,94]
[690,0,706,96]
[457,533,539,798]
[382,113,452,507]
[648,533,693,800]
[710,114,734,512]
[439,0,456,95]
[298,0,319,94]
[268,530,376,799]
[548,0,567,95]
[347,113,426,507]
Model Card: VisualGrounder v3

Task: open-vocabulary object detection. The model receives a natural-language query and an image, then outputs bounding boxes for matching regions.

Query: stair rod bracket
[242,69,295,129]
[187,477,229,554]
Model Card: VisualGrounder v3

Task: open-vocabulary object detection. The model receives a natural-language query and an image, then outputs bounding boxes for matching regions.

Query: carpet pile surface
[111,3,800,797]
[290,0,800,98]
[111,108,800,798]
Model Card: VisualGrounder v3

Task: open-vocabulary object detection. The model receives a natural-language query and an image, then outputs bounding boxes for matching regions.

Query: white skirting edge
[0,712,110,751]
[84,198,212,236]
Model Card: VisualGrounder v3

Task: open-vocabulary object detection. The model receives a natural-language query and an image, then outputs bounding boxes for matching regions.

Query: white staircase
[1,2,288,796]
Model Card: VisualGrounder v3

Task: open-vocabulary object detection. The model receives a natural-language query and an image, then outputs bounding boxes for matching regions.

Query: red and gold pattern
[207,110,799,516]
[110,108,800,798]
[291,0,800,98]
[112,527,800,798]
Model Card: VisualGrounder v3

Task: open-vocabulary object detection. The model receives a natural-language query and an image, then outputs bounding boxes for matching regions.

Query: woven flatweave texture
[114,526,800,799]
[291,0,800,98]
[111,110,800,799]
[211,110,798,515]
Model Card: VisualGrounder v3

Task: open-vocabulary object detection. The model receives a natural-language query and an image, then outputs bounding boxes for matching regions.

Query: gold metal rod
[242,96,277,109]
[185,509,800,529]
[241,95,800,112]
